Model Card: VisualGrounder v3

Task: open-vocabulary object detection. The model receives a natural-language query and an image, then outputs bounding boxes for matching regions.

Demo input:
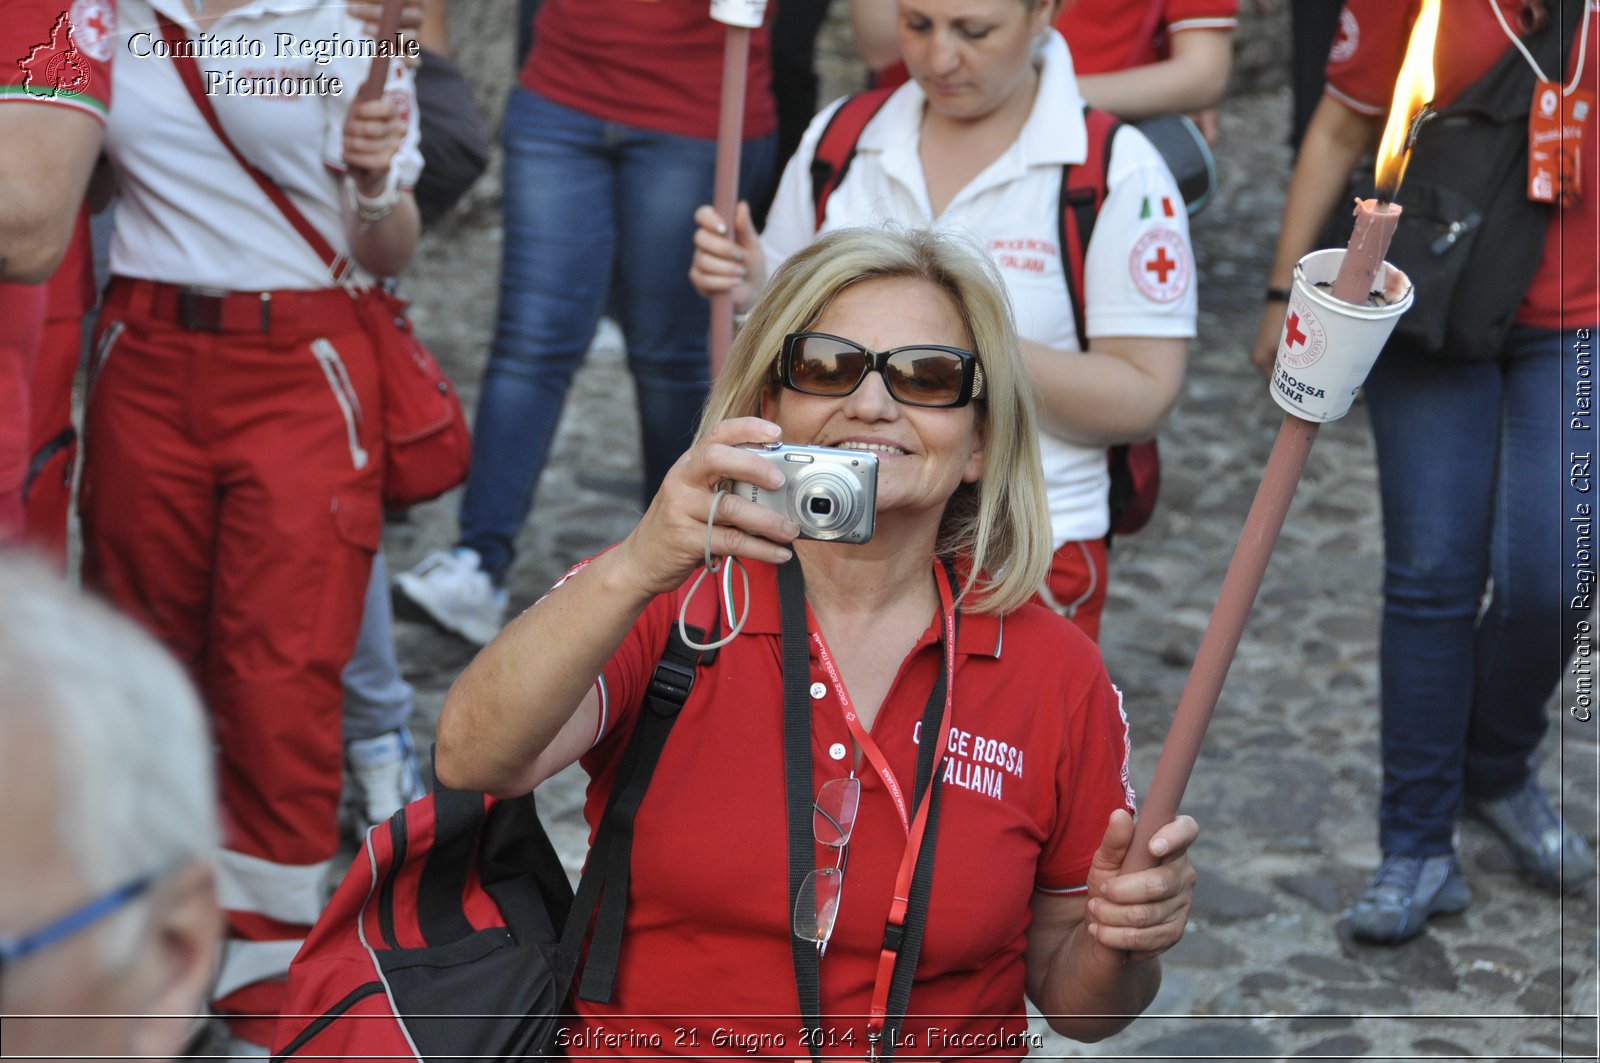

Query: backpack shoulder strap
[569,586,719,1003]
[1057,106,1122,344]
[810,87,897,230]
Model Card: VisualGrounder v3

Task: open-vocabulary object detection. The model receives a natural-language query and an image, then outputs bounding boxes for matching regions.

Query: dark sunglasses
[778,332,986,409]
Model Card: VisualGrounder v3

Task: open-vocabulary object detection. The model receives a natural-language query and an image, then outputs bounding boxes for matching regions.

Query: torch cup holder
[1269,248,1414,423]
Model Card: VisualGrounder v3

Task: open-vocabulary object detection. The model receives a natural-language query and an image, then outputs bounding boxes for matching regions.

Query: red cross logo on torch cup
[1276,298,1327,370]
[1128,228,1190,302]
[1284,311,1307,349]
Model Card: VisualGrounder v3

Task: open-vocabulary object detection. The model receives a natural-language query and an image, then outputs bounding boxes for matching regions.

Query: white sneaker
[394,547,508,645]
[346,729,424,832]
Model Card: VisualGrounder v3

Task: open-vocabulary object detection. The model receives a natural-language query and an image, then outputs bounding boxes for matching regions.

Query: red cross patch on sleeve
[1329,8,1359,64]
[1128,228,1191,303]
[69,0,115,62]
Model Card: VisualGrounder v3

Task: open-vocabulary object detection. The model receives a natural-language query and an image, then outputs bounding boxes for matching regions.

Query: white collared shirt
[104,0,423,290]
[762,31,1197,544]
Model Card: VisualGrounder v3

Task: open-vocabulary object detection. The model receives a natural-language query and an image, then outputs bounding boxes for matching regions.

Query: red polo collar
[727,559,1005,658]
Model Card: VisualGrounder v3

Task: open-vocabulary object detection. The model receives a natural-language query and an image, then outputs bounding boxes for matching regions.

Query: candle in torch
[1331,0,1439,306]
[1121,1,1438,876]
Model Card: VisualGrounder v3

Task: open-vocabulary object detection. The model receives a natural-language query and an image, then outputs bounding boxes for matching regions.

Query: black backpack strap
[565,615,715,1003]
[908,558,961,805]
[809,87,896,230]
[1446,1,1584,122]
[878,560,960,1060]
[415,787,489,945]
[780,556,958,1062]
[777,557,824,1062]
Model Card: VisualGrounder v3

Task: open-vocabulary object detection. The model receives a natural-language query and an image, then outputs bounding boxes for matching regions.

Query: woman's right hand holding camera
[690,202,765,311]
[439,419,799,796]
[613,417,800,602]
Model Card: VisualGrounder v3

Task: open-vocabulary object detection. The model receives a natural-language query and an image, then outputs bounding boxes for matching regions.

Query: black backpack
[1365,2,1582,360]
[273,615,714,1060]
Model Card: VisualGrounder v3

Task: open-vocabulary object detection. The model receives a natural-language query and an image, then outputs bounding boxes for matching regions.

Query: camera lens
[790,469,860,539]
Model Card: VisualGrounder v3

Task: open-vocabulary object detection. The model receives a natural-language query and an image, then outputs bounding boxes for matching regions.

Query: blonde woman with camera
[438,227,1196,1055]
[693,0,1196,643]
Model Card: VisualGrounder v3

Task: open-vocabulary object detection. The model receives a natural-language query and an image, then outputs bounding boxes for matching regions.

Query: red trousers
[0,282,45,543]
[81,278,384,1043]
[1036,537,1109,643]
[21,314,82,564]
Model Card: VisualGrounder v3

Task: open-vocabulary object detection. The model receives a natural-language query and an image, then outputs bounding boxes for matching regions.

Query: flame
[1374,0,1440,200]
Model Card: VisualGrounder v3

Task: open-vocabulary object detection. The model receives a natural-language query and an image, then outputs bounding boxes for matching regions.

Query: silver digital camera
[730,443,878,543]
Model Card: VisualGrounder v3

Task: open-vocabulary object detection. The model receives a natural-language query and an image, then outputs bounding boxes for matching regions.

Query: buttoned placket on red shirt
[805,564,959,1059]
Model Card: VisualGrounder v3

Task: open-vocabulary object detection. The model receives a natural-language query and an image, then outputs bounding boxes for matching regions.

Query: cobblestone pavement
[383,49,1600,1063]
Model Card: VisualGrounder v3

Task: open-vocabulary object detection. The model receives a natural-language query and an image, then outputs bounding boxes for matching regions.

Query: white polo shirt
[104,0,423,291]
[761,31,1197,545]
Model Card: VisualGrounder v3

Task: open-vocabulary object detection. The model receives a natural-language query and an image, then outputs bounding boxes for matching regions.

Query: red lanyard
[809,564,959,1057]
[809,567,958,835]
[811,630,909,832]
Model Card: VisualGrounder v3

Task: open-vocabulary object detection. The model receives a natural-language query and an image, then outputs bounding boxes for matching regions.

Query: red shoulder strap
[1057,107,1121,345]
[154,14,352,282]
[809,87,897,231]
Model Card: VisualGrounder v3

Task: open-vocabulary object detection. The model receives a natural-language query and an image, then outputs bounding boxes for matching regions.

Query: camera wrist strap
[778,557,957,1062]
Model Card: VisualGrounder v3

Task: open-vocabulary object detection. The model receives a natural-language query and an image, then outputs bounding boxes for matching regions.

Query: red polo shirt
[569,559,1136,1056]
[1057,0,1239,75]
[521,0,776,140]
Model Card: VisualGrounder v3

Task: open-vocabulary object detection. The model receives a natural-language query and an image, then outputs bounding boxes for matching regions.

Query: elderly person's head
[0,558,220,1060]
[701,225,1051,613]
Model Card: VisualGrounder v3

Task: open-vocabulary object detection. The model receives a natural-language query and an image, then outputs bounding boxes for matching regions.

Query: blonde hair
[699,226,1051,615]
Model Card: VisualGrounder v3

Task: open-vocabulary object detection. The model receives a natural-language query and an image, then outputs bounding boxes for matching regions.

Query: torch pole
[356,0,404,102]
[1121,0,1433,879]
[709,25,751,377]
[1123,413,1320,872]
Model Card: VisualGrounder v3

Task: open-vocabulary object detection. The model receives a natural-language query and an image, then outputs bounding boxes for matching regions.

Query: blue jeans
[458,86,775,583]
[1365,326,1593,856]
[343,548,413,741]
